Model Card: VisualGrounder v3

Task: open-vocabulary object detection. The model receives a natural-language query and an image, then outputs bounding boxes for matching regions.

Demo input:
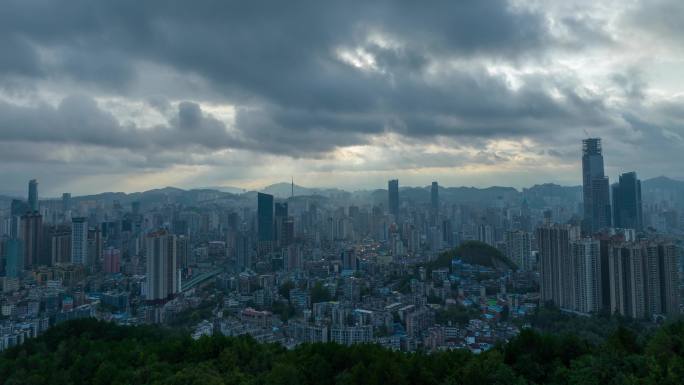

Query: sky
[0,0,683,196]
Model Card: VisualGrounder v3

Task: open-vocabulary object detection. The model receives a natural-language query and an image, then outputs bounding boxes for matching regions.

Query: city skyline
[1,107,682,362]
[4,170,681,200]
[0,1,683,195]
[3,1,684,379]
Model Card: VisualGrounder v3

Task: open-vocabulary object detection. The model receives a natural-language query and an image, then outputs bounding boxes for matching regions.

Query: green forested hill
[428,241,517,272]
[2,318,684,385]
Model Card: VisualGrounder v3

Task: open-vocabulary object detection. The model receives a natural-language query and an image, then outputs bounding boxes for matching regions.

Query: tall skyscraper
[61,193,71,212]
[388,179,399,217]
[8,200,27,240]
[442,219,454,247]
[2,238,24,278]
[571,238,602,313]
[177,235,189,270]
[275,202,288,218]
[281,218,294,247]
[88,227,103,268]
[608,242,647,318]
[70,217,88,265]
[103,247,121,274]
[235,232,251,271]
[612,172,643,231]
[430,181,439,213]
[28,179,38,212]
[145,231,179,301]
[19,212,42,269]
[657,243,681,317]
[537,224,580,308]
[274,202,288,247]
[257,193,274,242]
[608,240,680,319]
[504,230,532,271]
[582,138,611,234]
[50,226,71,265]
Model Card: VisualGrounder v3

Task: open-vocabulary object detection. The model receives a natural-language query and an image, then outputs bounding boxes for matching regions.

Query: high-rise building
[177,235,189,270]
[70,217,88,265]
[608,242,647,318]
[582,138,611,234]
[571,238,602,313]
[284,245,301,272]
[504,230,532,271]
[430,181,439,213]
[442,219,454,248]
[50,226,71,265]
[388,179,399,217]
[145,231,179,301]
[11,199,28,217]
[477,224,494,246]
[612,172,643,231]
[341,248,357,271]
[607,240,680,319]
[642,242,680,317]
[103,247,121,274]
[257,193,274,242]
[88,227,103,268]
[537,224,580,308]
[20,212,42,269]
[2,238,24,278]
[28,179,38,212]
[656,243,681,317]
[275,202,288,218]
[274,202,288,247]
[235,232,251,271]
[61,193,71,213]
[281,218,294,247]
[6,201,25,241]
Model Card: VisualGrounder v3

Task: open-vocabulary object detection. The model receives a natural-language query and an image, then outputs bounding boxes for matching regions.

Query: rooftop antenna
[583,128,590,137]
[291,177,294,198]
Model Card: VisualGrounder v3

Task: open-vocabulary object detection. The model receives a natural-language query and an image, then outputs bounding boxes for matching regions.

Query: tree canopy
[427,241,517,273]
[2,318,684,384]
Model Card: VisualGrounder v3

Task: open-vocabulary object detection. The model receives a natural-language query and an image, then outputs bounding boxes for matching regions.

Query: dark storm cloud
[0,96,238,152]
[0,34,42,76]
[0,0,668,181]
[231,63,612,155]
[612,68,647,101]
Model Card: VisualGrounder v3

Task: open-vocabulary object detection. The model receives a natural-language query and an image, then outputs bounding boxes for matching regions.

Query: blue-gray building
[612,171,643,231]
[3,238,24,278]
[582,138,611,234]
[257,193,274,242]
[388,179,399,217]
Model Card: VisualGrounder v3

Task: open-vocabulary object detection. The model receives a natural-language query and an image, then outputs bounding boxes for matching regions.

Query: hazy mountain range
[0,176,682,209]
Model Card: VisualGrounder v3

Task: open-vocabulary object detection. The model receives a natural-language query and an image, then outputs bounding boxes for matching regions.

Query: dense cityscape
[1,1,683,383]
[1,137,682,354]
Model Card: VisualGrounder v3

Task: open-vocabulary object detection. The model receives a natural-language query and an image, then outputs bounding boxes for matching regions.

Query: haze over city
[1,0,683,196]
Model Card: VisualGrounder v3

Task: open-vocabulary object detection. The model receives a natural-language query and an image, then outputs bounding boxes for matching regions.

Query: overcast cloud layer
[0,0,682,195]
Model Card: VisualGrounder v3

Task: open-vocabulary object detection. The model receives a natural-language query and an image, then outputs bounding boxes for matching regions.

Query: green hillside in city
[428,241,517,272]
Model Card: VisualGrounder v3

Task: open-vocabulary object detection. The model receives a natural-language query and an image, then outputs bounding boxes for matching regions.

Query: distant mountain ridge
[2,176,681,208]
[259,182,348,199]
[641,176,684,206]
[642,176,684,190]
